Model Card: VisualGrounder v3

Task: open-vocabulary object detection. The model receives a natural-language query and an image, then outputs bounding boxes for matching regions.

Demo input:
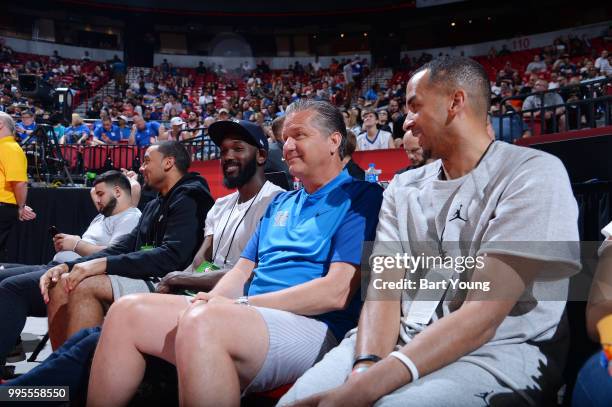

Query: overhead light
[468,19,473,24]
[313,34,317,39]
[363,32,368,37]
[487,16,492,21]
[451,22,456,27]
[340,33,344,38]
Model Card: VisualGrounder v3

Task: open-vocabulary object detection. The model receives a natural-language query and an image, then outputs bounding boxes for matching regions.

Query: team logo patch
[273,211,289,227]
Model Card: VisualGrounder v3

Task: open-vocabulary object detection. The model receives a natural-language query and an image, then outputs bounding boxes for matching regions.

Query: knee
[48,282,70,306]
[105,293,148,322]
[177,304,227,344]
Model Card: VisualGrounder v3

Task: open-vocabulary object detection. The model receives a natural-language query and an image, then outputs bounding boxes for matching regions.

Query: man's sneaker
[6,341,25,363]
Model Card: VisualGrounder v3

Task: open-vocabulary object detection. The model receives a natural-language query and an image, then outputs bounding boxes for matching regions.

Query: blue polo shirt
[117,126,131,140]
[241,170,383,340]
[133,121,160,147]
[94,124,121,143]
[64,124,90,144]
[16,122,37,142]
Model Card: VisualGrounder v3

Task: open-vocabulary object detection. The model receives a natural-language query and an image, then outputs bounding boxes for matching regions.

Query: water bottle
[365,163,380,183]
[293,177,302,190]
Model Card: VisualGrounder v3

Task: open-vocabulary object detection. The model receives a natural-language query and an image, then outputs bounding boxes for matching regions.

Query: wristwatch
[235,296,250,306]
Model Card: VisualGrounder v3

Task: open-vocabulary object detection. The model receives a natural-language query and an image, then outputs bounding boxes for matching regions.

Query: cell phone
[48,226,59,238]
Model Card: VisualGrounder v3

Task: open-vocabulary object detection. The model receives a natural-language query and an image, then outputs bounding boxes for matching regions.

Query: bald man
[395,130,425,175]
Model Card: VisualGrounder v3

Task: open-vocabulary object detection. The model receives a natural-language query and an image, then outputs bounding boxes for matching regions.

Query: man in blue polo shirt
[86,100,384,406]
[92,117,120,145]
[128,114,162,147]
[15,110,36,143]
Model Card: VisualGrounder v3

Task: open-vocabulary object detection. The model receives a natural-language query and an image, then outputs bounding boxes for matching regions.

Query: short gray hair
[284,99,347,159]
[0,112,16,136]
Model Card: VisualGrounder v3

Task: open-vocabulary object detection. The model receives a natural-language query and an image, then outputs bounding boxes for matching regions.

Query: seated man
[128,115,163,147]
[158,119,284,293]
[395,129,426,175]
[86,100,384,406]
[521,79,566,134]
[282,57,581,406]
[40,141,214,349]
[356,109,394,151]
[91,117,121,146]
[0,170,141,366]
[1,121,283,394]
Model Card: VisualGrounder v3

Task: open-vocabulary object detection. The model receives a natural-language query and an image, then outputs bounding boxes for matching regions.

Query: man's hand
[18,206,36,221]
[121,168,138,181]
[288,380,374,407]
[39,263,69,303]
[62,258,108,293]
[53,233,80,252]
[190,292,232,306]
[156,271,186,294]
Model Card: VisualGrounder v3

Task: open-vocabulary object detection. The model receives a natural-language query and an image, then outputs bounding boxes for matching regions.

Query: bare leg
[175,303,269,407]
[87,293,190,407]
[47,275,113,349]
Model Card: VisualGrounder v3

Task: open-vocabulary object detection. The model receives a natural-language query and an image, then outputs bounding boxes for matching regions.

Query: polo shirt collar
[0,136,16,144]
[304,169,351,198]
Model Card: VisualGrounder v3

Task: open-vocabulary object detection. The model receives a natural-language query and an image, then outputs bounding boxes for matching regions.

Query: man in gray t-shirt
[282,57,580,407]
[522,79,566,134]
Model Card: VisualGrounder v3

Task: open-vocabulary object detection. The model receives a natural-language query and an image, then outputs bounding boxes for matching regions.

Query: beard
[223,157,257,189]
[100,196,118,217]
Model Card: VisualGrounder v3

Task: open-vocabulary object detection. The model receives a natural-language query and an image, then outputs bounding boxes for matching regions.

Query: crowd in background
[1,28,611,152]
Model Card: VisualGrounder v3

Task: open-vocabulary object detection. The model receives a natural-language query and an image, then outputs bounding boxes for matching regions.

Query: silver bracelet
[234,296,249,306]
[388,351,419,381]
[73,239,82,252]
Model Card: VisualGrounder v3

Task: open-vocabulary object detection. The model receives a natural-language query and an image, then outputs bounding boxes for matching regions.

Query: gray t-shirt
[372,141,580,393]
[53,207,141,263]
[204,181,284,270]
[522,92,564,111]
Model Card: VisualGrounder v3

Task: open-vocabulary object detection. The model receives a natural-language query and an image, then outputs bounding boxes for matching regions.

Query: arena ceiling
[59,0,418,16]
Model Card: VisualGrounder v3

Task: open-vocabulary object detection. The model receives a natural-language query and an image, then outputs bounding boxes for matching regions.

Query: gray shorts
[279,335,534,407]
[244,307,338,394]
[108,275,155,300]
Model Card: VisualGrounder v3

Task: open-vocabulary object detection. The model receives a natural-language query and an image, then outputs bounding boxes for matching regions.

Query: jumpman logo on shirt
[474,391,494,406]
[448,204,467,222]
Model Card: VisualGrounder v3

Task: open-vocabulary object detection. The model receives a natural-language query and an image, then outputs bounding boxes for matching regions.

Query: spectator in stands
[128,114,162,147]
[342,130,365,180]
[115,115,131,140]
[40,141,214,349]
[498,44,511,56]
[348,106,362,136]
[526,54,547,73]
[15,110,36,143]
[183,111,202,140]
[92,117,120,145]
[61,113,90,145]
[282,55,580,407]
[595,50,612,76]
[356,109,394,150]
[377,109,393,133]
[162,117,184,141]
[572,222,612,406]
[522,79,566,133]
[265,116,291,183]
[86,99,383,406]
[0,171,139,369]
[396,130,425,175]
[218,108,231,121]
[111,56,126,96]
